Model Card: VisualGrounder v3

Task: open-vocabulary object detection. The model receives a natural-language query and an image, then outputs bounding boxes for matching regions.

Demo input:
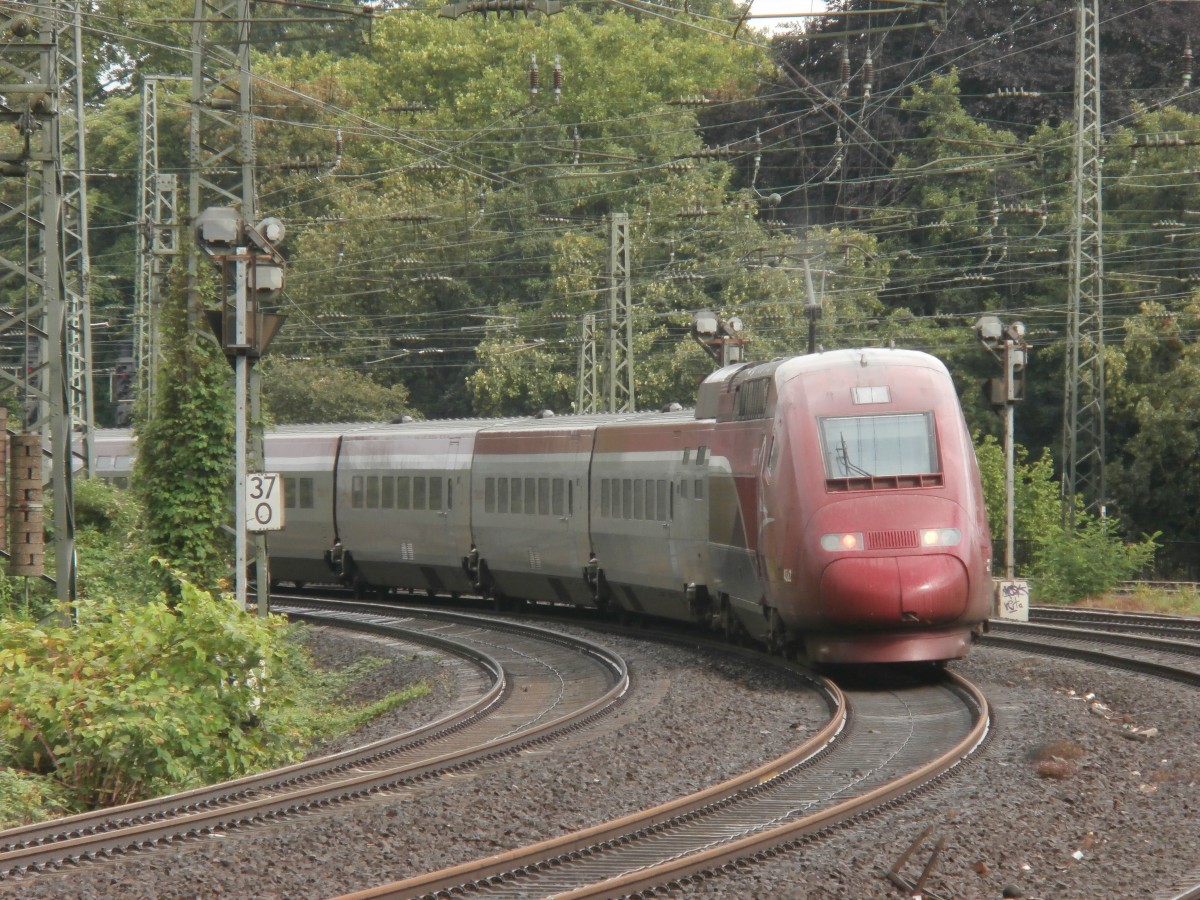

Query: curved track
[336,668,989,899]
[0,602,629,881]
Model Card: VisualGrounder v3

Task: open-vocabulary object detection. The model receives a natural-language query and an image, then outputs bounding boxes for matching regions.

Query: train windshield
[819,413,937,478]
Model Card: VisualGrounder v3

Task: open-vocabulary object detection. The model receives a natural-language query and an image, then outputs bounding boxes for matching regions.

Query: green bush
[975,434,1160,603]
[1029,517,1159,605]
[0,578,305,811]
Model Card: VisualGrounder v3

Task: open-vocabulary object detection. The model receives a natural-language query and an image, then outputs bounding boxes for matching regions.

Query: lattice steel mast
[134,75,183,415]
[0,2,83,601]
[607,212,633,413]
[1061,0,1106,523]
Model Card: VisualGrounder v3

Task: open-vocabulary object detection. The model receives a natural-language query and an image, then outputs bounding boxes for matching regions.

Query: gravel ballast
[4,622,1198,900]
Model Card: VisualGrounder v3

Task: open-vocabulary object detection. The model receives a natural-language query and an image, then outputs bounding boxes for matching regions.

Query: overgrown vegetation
[0,259,429,827]
[133,264,234,599]
[0,573,428,828]
[974,435,1159,604]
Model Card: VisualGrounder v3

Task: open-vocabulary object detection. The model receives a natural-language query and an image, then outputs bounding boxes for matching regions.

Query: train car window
[351,475,364,508]
[696,446,708,465]
[430,477,443,511]
[552,478,564,516]
[682,448,691,464]
[524,478,537,515]
[601,479,611,517]
[285,477,297,509]
[485,477,496,513]
[497,477,509,513]
[300,478,314,508]
[568,481,574,515]
[397,476,411,510]
[510,477,522,514]
[819,413,937,478]
[538,477,550,515]
[366,476,380,509]
[633,479,644,519]
[382,476,395,509]
[622,479,633,519]
[680,478,689,499]
[657,480,669,521]
[694,478,704,499]
[447,480,453,510]
[414,476,427,510]
[668,482,674,520]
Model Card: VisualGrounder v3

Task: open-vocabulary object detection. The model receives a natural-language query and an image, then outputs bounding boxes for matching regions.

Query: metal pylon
[1062,0,1105,523]
[188,0,257,276]
[576,313,598,414]
[135,76,184,412]
[607,212,633,413]
[0,2,80,602]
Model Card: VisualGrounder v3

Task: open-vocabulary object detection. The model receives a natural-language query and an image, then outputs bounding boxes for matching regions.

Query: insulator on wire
[986,87,1042,99]
[669,95,712,107]
[863,49,873,101]
[839,47,850,99]
[572,126,581,165]
[530,54,539,98]
[1184,37,1194,89]
[552,56,563,103]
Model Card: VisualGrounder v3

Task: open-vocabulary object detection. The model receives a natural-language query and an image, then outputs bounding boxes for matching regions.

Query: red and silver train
[92,348,993,664]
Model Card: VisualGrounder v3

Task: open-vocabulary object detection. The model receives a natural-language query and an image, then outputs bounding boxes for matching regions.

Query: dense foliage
[133,265,235,597]
[975,435,1160,603]
[0,581,300,810]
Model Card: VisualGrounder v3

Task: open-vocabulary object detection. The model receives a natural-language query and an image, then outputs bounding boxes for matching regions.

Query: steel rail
[337,671,989,900]
[983,620,1200,687]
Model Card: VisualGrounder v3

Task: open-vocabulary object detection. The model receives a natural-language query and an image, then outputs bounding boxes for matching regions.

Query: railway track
[1030,605,1200,643]
[984,618,1200,686]
[334,667,990,899]
[0,601,630,882]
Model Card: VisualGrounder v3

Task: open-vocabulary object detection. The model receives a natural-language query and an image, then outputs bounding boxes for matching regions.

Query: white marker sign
[247,472,285,532]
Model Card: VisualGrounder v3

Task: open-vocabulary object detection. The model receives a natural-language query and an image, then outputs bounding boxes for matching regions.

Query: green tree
[262,357,416,424]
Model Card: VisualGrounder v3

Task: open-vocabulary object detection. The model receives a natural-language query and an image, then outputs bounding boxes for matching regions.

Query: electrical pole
[61,0,94,473]
[1062,0,1106,525]
[135,76,185,418]
[575,313,598,414]
[607,212,634,413]
[189,0,277,612]
[0,3,82,605]
[976,316,1029,582]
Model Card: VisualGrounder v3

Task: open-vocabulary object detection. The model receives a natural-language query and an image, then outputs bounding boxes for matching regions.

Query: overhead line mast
[1061,0,1106,524]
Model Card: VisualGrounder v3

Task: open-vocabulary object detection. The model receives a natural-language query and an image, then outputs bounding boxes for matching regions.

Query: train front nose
[819,554,969,627]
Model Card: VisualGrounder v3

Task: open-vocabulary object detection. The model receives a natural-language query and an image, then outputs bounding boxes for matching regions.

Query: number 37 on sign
[247,473,286,532]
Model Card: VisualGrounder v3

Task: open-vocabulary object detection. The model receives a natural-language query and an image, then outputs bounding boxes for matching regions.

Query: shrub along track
[0,601,633,881]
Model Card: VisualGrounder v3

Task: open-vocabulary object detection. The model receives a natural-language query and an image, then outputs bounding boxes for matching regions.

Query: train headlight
[820,532,863,552]
[919,527,961,547]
